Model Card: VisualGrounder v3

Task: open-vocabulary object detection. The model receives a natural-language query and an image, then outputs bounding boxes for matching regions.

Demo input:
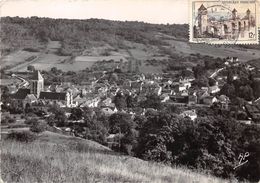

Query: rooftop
[10,89,30,100]
[39,92,67,101]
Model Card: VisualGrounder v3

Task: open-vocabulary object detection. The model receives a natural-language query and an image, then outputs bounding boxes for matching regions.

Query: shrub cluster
[30,121,47,133]
[6,131,37,143]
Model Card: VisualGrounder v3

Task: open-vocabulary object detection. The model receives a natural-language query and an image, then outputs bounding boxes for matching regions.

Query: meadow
[0,131,239,183]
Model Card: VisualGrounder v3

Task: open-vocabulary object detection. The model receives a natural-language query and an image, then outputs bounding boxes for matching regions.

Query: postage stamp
[189,0,260,44]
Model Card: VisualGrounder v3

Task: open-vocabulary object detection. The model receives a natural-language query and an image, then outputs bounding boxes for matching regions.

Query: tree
[25,103,32,113]
[1,115,15,124]
[220,83,236,99]
[69,108,83,121]
[30,121,47,133]
[27,65,35,72]
[126,94,136,108]
[208,78,217,86]
[109,113,135,134]
[140,94,162,110]
[193,75,209,88]
[238,85,254,101]
[193,64,205,78]
[134,115,147,130]
[82,116,108,144]
[252,79,260,98]
[120,129,139,155]
[114,92,127,110]
[108,73,118,83]
[47,105,67,127]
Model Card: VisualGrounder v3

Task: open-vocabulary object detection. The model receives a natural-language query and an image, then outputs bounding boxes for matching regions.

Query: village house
[196,89,210,103]
[208,85,220,94]
[101,107,118,116]
[160,93,170,103]
[188,94,197,105]
[179,83,187,92]
[7,85,18,94]
[245,104,260,122]
[23,94,37,108]
[179,77,194,83]
[99,97,115,108]
[170,95,189,104]
[79,96,101,108]
[10,88,31,107]
[225,57,240,66]
[202,96,218,106]
[109,85,120,96]
[218,95,230,110]
[180,110,197,121]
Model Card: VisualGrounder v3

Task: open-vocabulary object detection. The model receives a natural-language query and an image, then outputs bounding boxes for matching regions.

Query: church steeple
[30,70,44,98]
[232,8,237,19]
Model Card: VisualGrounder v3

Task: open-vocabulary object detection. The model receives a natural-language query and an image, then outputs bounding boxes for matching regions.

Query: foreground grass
[1,131,235,183]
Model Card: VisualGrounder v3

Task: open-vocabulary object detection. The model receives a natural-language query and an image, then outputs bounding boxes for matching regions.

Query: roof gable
[10,89,30,100]
[199,4,207,11]
[39,92,67,100]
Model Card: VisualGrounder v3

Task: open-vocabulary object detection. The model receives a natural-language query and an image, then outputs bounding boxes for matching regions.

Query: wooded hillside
[0,17,188,56]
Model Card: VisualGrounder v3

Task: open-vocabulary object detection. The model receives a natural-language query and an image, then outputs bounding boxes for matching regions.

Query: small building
[101,107,118,116]
[179,84,187,92]
[218,95,230,110]
[23,94,37,108]
[170,95,189,104]
[80,97,100,108]
[99,97,115,108]
[188,94,197,105]
[180,110,197,121]
[208,85,220,94]
[202,96,218,105]
[161,93,170,103]
[10,88,31,107]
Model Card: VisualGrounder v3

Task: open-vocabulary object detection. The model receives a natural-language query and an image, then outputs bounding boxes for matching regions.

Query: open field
[0,51,39,69]
[248,58,260,70]
[0,131,237,183]
[0,78,20,86]
[156,33,260,61]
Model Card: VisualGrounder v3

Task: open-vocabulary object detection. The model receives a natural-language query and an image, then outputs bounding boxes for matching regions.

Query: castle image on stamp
[189,0,259,44]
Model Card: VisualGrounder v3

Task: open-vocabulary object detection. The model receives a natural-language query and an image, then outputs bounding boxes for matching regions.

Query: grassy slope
[1,131,233,183]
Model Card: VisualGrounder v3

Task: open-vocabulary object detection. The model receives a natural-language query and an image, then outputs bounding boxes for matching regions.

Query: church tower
[198,4,208,35]
[30,70,44,98]
[232,8,237,20]
[246,9,251,18]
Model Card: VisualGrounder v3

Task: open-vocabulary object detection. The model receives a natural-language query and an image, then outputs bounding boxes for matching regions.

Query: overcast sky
[0,0,189,24]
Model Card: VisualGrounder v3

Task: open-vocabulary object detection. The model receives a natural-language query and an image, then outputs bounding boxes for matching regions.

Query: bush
[25,118,36,125]
[30,121,47,133]
[6,131,37,143]
[1,116,15,124]
[23,48,39,52]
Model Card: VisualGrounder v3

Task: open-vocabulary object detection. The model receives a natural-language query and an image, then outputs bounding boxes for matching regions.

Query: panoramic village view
[1,2,260,183]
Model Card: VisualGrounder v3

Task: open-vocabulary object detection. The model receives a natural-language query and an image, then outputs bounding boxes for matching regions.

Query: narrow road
[12,74,29,88]
[209,67,225,78]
